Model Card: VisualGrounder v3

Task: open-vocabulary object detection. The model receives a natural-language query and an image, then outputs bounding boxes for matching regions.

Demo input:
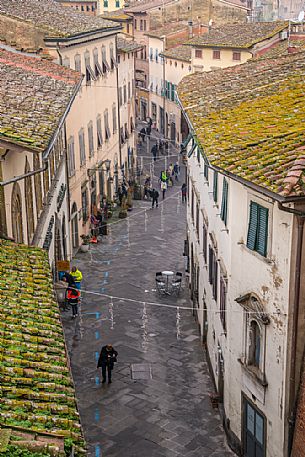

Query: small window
[123,85,127,104]
[124,122,129,139]
[208,246,218,300]
[81,188,89,223]
[246,202,269,257]
[134,19,137,30]
[110,43,117,70]
[233,51,241,61]
[202,219,208,264]
[213,50,220,60]
[67,136,75,177]
[88,121,94,157]
[103,0,108,7]
[97,115,103,147]
[104,110,111,140]
[74,54,81,73]
[119,87,123,107]
[115,0,120,6]
[181,63,184,69]
[128,81,131,99]
[195,49,202,58]
[213,171,218,203]
[150,47,153,61]
[79,129,86,165]
[102,46,110,73]
[93,48,103,77]
[86,5,90,11]
[140,19,143,31]
[155,48,158,62]
[112,104,117,133]
[220,275,227,331]
[220,177,228,226]
[85,51,96,84]
[174,61,177,67]
[248,321,261,368]
[120,126,125,145]
[144,20,146,31]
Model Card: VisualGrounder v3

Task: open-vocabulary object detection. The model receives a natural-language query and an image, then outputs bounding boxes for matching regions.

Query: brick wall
[292,356,305,457]
[150,0,247,28]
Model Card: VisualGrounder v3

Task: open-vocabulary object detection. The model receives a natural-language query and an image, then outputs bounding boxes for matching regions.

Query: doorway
[243,397,266,457]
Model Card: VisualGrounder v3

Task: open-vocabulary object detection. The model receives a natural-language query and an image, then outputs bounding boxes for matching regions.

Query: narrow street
[62,135,233,457]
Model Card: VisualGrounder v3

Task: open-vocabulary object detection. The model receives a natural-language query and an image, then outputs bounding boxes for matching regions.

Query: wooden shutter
[247,201,259,251]
[208,246,213,284]
[171,84,175,101]
[213,171,218,203]
[220,178,228,225]
[257,206,269,257]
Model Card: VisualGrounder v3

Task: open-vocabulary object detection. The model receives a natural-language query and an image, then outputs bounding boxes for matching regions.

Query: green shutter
[247,201,258,251]
[213,171,218,203]
[167,81,171,99]
[171,84,175,101]
[256,206,268,256]
[220,178,228,225]
[204,160,209,181]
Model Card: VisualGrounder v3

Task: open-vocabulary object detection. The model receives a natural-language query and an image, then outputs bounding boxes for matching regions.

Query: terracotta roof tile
[0,48,82,151]
[117,37,143,52]
[178,51,305,197]
[161,44,191,62]
[186,21,288,49]
[0,0,118,39]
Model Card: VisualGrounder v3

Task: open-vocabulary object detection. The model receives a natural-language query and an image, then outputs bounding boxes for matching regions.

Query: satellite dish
[298,10,304,22]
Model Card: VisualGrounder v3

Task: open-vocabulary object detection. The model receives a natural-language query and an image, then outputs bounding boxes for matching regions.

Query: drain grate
[131,363,152,380]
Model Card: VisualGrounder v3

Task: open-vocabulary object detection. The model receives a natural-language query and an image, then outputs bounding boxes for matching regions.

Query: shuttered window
[202,220,208,264]
[220,177,228,226]
[220,276,227,331]
[247,201,269,257]
[208,246,218,300]
[171,83,175,101]
[213,171,218,203]
[97,116,103,147]
[204,159,209,181]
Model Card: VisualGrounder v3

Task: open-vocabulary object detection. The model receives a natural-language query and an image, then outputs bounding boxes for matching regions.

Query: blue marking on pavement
[95,376,100,385]
[95,351,99,362]
[100,288,106,293]
[104,271,109,278]
[95,445,101,457]
[94,408,100,422]
[95,312,100,319]
[95,331,100,340]
[101,279,108,285]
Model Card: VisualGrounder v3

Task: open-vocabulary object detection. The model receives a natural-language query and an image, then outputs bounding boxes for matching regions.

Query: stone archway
[11,181,24,243]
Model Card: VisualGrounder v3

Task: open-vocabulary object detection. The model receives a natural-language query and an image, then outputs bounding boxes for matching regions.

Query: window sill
[238,242,273,265]
[238,358,268,387]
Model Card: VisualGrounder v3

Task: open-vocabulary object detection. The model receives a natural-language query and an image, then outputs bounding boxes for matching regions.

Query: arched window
[24,159,35,243]
[71,202,79,249]
[33,153,43,216]
[249,320,261,368]
[11,182,23,243]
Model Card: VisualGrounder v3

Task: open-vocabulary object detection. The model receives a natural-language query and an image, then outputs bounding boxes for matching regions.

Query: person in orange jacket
[66,286,80,318]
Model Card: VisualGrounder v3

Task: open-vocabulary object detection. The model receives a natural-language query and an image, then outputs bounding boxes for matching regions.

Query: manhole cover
[131,363,152,380]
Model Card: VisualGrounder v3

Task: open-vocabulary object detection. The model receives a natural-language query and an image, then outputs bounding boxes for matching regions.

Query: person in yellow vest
[70,266,83,290]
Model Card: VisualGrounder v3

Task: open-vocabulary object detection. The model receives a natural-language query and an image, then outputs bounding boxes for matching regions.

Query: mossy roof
[117,37,143,52]
[186,21,288,49]
[161,44,191,62]
[0,48,82,152]
[0,0,118,39]
[0,240,85,454]
[178,51,305,197]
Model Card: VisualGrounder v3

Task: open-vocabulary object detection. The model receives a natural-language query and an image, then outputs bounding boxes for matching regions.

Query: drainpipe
[278,202,305,456]
[162,36,166,137]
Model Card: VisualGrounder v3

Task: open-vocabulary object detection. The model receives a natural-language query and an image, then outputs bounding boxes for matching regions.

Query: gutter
[44,26,122,44]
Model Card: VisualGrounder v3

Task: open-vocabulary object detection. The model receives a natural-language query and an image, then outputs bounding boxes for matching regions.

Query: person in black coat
[97,344,118,384]
[151,188,159,209]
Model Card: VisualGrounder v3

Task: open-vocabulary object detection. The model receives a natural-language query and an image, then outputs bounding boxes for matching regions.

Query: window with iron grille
[208,246,218,300]
[97,115,103,147]
[78,129,86,165]
[88,121,94,157]
[67,136,75,177]
[104,110,111,140]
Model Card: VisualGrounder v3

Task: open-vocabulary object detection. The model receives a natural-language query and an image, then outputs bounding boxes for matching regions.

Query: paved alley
[62,136,233,457]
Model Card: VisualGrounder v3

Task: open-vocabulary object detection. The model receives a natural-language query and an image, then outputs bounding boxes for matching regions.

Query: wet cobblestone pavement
[61,139,234,457]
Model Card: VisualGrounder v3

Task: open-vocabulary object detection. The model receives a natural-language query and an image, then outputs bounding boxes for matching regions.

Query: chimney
[188,20,193,38]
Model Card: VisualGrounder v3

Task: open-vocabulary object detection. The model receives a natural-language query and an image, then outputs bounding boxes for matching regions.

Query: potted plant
[80,234,91,253]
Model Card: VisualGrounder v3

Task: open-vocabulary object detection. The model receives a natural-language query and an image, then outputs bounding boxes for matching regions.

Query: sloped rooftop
[117,37,143,52]
[146,22,188,38]
[161,44,191,62]
[178,51,305,197]
[124,0,173,13]
[186,21,287,49]
[0,240,85,454]
[0,0,118,39]
[0,48,82,152]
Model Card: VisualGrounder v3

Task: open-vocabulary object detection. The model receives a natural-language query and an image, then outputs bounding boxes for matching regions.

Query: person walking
[174,161,180,181]
[161,180,167,199]
[151,188,159,208]
[151,143,158,162]
[66,286,80,318]
[62,272,77,288]
[70,266,83,290]
[97,344,118,384]
[181,183,187,203]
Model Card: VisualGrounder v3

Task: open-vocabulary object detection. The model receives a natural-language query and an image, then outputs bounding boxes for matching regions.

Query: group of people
[151,139,169,161]
[62,266,83,318]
